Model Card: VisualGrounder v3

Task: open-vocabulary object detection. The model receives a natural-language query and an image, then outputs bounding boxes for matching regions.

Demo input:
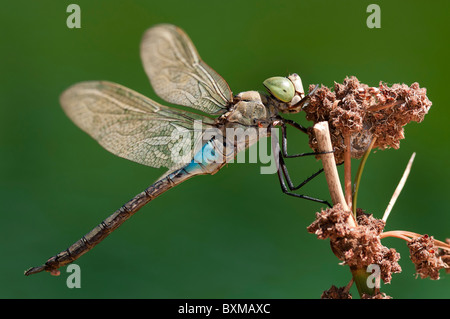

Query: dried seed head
[308,206,401,284]
[304,77,432,162]
[407,235,448,280]
[306,204,353,241]
[321,285,352,299]
[361,292,392,299]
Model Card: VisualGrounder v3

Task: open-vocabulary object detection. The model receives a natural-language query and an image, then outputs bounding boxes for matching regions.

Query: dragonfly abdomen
[24,140,225,276]
[24,170,195,276]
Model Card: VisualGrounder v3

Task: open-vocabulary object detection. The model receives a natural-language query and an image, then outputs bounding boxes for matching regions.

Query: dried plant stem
[313,122,356,227]
[344,134,352,212]
[380,231,412,242]
[352,137,377,216]
[382,153,416,222]
[381,230,450,251]
[350,267,375,296]
[314,122,378,297]
[343,278,354,293]
[368,99,405,112]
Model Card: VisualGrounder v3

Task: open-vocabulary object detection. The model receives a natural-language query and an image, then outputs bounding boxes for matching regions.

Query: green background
[1,0,449,299]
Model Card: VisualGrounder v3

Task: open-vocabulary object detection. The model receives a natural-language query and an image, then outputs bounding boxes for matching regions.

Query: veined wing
[140,24,232,115]
[60,81,216,170]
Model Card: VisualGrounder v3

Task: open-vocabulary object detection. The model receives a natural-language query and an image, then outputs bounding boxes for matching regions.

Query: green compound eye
[263,76,295,103]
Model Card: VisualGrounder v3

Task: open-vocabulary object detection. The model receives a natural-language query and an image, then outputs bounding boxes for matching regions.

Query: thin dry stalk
[352,137,377,216]
[368,99,405,112]
[344,133,352,211]
[381,231,450,251]
[382,153,416,222]
[380,231,412,242]
[343,278,354,294]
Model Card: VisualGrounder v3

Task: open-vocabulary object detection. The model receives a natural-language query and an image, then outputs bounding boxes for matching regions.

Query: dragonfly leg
[283,118,308,134]
[289,83,320,110]
[276,149,332,207]
[280,121,332,158]
[270,124,338,208]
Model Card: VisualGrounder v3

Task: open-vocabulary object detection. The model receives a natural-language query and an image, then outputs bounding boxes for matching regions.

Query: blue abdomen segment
[186,139,221,174]
[168,139,223,180]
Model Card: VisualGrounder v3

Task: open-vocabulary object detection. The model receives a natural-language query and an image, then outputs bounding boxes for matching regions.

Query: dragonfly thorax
[225,91,275,127]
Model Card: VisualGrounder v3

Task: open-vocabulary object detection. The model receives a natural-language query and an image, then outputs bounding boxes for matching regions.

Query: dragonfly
[25,24,329,276]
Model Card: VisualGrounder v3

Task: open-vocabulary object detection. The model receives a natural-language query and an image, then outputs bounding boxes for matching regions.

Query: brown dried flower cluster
[304,76,432,162]
[321,285,352,299]
[307,205,401,284]
[361,292,392,299]
[408,235,448,280]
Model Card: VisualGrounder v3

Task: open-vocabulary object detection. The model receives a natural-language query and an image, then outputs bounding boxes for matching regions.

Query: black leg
[280,121,332,158]
[291,83,319,110]
[270,133,331,207]
[283,118,308,134]
[279,153,324,191]
[276,149,331,207]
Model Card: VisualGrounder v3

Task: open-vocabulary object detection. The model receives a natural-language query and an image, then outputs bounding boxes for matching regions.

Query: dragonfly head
[263,76,296,103]
[263,74,308,113]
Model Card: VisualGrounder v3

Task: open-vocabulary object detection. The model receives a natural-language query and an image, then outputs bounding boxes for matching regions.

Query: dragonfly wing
[140,24,232,115]
[60,81,216,170]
